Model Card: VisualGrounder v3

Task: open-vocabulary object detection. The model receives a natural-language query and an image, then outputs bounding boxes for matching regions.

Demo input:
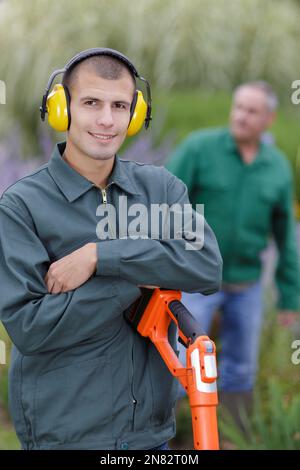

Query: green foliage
[219,380,300,450]
[175,308,300,450]
[220,312,300,450]
[0,428,19,451]
[155,90,230,146]
[295,146,300,203]
[0,323,10,410]
[0,324,18,450]
[1,0,300,153]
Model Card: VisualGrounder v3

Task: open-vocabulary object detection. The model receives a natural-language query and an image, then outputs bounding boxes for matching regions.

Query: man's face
[230,86,275,143]
[67,65,135,161]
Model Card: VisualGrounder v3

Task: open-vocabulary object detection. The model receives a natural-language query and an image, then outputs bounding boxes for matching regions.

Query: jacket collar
[48,142,139,202]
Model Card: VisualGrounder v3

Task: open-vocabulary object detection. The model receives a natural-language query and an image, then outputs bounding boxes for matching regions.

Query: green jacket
[0,142,222,450]
[167,127,299,310]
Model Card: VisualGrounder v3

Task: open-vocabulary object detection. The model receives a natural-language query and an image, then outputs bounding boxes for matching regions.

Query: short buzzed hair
[62,55,136,93]
[234,80,278,112]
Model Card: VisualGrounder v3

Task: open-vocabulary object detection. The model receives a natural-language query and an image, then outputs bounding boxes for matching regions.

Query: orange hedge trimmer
[126,288,219,450]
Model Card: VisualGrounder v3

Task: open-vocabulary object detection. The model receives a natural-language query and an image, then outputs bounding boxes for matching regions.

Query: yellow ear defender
[127,90,148,137]
[46,84,69,132]
[40,48,152,137]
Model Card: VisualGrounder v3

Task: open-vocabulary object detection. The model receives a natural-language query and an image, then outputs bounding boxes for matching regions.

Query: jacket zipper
[101,188,107,204]
[99,182,137,427]
[131,344,137,431]
[97,182,116,239]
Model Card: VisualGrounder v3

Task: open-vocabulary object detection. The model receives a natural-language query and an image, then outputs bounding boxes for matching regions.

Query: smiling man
[0,48,222,450]
[63,56,135,165]
[44,55,139,294]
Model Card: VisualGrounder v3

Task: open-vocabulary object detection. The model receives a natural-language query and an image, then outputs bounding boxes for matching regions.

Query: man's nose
[234,108,246,121]
[96,104,114,127]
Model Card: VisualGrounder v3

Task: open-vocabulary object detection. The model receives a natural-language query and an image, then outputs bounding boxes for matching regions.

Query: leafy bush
[174,307,300,450]
[219,379,300,450]
[1,0,300,152]
[219,306,300,451]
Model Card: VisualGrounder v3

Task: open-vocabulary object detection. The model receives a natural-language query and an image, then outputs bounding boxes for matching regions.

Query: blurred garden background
[1,0,300,450]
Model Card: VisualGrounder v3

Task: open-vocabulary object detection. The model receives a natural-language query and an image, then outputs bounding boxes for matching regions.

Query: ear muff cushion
[130,91,138,121]
[46,84,69,132]
[127,90,147,137]
[63,85,71,130]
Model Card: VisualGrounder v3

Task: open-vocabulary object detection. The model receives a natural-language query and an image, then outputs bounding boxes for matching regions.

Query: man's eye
[114,103,126,110]
[85,100,97,106]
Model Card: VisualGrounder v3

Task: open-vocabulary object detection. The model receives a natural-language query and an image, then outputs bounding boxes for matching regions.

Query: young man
[0,49,222,450]
[167,81,300,426]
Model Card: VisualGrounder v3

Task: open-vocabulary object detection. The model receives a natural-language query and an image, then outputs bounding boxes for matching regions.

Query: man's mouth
[88,132,117,142]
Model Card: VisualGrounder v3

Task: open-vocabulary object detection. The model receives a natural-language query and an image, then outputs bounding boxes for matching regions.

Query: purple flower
[0,128,51,195]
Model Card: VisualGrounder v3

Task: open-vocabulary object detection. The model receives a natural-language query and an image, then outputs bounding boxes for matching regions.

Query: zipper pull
[101,188,107,205]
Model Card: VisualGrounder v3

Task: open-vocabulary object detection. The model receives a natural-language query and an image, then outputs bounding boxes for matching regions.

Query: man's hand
[278,311,300,328]
[45,243,97,294]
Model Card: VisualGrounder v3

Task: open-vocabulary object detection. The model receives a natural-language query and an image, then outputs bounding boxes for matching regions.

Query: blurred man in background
[167,81,300,429]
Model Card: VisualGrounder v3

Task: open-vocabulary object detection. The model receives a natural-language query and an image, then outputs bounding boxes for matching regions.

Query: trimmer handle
[168,300,207,347]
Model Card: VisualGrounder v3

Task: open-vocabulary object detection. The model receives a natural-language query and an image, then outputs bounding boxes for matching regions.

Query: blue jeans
[178,281,263,395]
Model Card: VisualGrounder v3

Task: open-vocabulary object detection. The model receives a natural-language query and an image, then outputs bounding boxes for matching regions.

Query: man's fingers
[50,280,62,294]
[45,274,54,293]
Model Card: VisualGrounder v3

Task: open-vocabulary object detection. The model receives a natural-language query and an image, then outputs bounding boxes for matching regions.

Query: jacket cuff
[96,241,120,276]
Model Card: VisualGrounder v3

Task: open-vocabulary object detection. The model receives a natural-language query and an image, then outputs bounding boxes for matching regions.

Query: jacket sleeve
[0,203,141,356]
[96,171,223,293]
[271,173,300,311]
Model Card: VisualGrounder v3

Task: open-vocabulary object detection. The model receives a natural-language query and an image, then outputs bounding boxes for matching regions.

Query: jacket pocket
[148,347,178,426]
[33,356,113,446]
[259,188,277,205]
[197,177,231,193]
